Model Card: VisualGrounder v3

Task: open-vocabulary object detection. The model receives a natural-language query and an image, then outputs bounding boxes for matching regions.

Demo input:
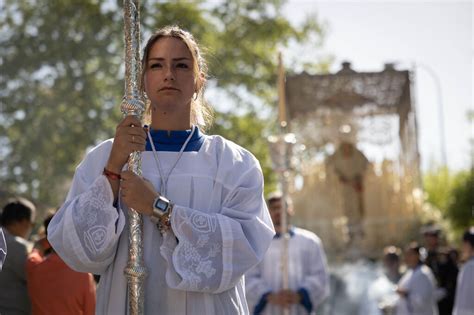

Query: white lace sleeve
[48,143,126,275]
[160,165,275,294]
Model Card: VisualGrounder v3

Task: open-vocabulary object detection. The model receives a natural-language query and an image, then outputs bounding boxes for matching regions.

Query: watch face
[155,198,169,213]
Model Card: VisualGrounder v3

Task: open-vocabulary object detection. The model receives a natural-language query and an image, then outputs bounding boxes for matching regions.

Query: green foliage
[423,167,474,239]
[0,0,325,208]
[0,0,123,205]
[445,171,474,232]
[423,166,455,211]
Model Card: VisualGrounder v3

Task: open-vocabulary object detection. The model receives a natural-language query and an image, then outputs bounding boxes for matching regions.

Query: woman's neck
[150,116,191,131]
[150,105,191,131]
[150,122,192,131]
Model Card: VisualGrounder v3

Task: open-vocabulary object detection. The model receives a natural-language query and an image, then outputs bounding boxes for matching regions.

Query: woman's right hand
[106,115,147,173]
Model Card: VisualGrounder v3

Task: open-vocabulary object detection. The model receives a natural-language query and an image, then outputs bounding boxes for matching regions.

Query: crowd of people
[366,225,474,315]
[0,25,472,315]
[0,199,96,314]
[0,194,473,315]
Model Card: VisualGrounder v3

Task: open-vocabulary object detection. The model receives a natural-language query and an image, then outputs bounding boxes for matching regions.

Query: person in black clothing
[422,224,459,315]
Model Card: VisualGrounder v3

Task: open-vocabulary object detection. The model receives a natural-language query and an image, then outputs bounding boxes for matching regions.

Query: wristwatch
[150,195,173,224]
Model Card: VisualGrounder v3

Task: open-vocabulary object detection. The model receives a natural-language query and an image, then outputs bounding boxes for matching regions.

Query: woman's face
[144,37,196,118]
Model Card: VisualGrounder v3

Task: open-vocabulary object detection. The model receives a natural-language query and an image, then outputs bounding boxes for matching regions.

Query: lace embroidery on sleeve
[72,176,114,257]
[173,210,222,291]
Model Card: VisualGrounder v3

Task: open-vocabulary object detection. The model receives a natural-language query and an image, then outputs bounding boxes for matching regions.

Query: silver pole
[268,133,296,315]
[269,53,296,314]
[121,1,147,314]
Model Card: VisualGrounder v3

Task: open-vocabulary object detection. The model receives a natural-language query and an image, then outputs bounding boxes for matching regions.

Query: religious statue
[327,141,369,246]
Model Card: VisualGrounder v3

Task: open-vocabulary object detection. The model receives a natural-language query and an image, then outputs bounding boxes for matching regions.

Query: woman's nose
[164,67,175,81]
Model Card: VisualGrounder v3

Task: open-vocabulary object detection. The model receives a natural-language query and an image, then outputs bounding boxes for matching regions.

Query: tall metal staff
[121,1,147,314]
[268,52,296,315]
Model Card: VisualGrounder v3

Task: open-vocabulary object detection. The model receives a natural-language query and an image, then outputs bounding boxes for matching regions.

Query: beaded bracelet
[103,168,121,180]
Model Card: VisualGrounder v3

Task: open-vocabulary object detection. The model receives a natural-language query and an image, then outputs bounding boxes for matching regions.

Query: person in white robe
[245,192,329,315]
[453,227,474,315]
[359,246,402,315]
[47,26,275,315]
[396,242,438,315]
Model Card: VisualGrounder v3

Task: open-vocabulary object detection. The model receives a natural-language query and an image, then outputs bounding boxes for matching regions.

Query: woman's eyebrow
[148,57,191,61]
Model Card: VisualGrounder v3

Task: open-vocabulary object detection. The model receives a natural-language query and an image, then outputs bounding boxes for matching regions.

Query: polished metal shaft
[121,1,147,314]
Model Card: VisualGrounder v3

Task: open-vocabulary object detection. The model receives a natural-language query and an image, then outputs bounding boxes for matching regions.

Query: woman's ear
[195,72,206,92]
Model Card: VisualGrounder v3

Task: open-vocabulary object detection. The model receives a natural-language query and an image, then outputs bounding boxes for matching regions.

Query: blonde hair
[140,25,213,130]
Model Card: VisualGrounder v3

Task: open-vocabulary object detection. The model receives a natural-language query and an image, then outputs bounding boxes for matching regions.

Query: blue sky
[283,0,472,171]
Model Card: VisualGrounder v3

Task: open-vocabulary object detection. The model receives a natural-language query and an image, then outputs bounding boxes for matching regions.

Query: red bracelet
[103,168,121,180]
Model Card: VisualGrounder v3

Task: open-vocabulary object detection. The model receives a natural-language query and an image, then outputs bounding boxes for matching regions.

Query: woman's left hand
[120,170,158,216]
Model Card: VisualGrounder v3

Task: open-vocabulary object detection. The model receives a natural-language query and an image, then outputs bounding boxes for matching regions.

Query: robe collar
[145,126,204,152]
[274,226,295,239]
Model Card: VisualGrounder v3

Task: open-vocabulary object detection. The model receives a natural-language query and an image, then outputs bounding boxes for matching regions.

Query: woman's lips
[159,87,179,91]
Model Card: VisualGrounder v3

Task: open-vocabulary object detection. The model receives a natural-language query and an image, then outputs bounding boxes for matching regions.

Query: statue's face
[341,142,353,155]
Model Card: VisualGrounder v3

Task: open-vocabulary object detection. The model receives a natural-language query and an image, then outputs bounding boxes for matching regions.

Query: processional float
[121,1,147,314]
[284,62,423,257]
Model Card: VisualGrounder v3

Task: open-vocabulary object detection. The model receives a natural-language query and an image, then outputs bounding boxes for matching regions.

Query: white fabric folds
[48,135,275,314]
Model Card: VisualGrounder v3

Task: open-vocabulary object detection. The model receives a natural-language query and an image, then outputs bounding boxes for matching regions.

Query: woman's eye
[150,63,162,69]
[176,63,189,69]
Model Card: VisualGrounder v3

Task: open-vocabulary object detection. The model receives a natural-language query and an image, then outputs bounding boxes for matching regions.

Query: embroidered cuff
[298,287,313,313]
[254,291,271,314]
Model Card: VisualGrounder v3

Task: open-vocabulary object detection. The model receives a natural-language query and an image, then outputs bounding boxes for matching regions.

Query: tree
[0,0,326,208]
[445,171,474,234]
[423,166,454,211]
[0,1,123,206]
[423,167,474,240]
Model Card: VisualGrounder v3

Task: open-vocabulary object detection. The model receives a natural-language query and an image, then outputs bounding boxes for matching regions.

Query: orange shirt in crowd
[26,249,96,315]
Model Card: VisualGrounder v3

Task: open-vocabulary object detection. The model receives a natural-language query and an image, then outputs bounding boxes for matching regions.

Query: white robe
[395,265,438,315]
[245,228,329,315]
[453,258,474,315]
[47,135,275,315]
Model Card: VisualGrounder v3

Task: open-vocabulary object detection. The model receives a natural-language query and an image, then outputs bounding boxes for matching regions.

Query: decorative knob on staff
[121,1,147,314]
[268,52,296,315]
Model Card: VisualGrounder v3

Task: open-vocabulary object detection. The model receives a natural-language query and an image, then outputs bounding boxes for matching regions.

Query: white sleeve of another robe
[453,260,474,315]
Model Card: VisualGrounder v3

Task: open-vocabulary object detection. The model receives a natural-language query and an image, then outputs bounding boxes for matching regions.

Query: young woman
[48,26,274,314]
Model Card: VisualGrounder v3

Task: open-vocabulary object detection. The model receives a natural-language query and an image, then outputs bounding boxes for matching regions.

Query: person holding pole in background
[245,192,329,315]
[47,24,274,314]
[245,53,329,315]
